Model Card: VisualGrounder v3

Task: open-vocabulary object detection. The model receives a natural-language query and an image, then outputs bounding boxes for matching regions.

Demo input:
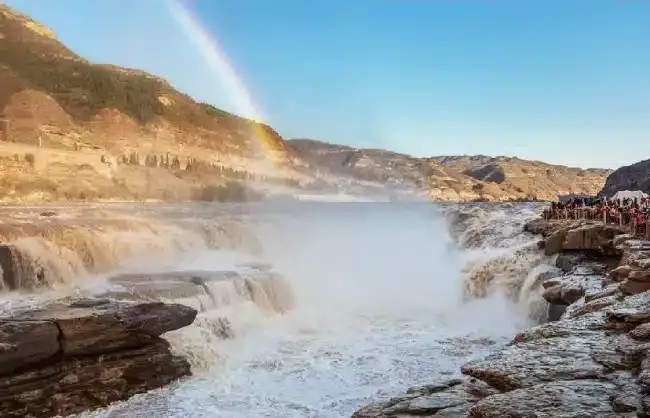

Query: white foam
[87,202,540,418]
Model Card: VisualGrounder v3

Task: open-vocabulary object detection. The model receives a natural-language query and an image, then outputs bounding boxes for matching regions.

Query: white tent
[610,190,648,201]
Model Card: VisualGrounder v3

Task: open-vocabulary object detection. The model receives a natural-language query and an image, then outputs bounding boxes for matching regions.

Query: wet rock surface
[107,269,295,314]
[0,298,197,417]
[352,378,496,418]
[352,219,650,417]
[0,244,42,290]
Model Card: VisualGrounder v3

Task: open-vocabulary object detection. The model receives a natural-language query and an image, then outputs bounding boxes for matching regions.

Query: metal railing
[543,207,650,239]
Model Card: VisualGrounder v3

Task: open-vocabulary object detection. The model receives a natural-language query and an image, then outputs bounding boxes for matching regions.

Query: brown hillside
[0,5,286,156]
[0,5,613,202]
[0,5,302,202]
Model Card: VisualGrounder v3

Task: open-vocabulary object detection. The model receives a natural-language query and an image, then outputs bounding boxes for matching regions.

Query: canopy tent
[609,190,648,201]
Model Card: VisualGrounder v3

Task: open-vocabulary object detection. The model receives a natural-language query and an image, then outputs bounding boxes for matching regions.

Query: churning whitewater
[0,202,548,418]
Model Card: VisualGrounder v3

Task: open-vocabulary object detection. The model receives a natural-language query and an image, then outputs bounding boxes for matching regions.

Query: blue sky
[5,0,650,169]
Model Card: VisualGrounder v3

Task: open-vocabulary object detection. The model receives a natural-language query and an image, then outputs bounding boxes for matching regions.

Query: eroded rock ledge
[352,219,650,417]
[0,298,197,417]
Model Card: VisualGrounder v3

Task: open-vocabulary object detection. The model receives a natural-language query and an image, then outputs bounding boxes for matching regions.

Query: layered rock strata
[353,219,650,417]
[0,298,197,417]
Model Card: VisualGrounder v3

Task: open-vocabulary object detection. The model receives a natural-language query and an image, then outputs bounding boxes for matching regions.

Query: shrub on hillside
[0,44,247,130]
[24,153,35,166]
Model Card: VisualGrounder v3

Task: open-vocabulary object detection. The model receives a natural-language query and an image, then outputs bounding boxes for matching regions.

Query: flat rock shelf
[0,297,197,417]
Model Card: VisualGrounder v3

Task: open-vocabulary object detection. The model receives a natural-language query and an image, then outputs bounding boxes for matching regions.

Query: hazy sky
[5,0,650,169]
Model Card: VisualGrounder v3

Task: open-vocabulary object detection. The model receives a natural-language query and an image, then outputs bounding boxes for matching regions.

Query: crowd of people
[543,195,650,233]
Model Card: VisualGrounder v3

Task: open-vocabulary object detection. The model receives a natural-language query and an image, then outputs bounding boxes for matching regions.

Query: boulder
[585,284,621,303]
[562,294,621,319]
[13,298,197,356]
[468,380,619,417]
[562,224,628,252]
[614,234,637,248]
[630,322,650,340]
[351,378,496,418]
[0,320,59,375]
[555,252,587,272]
[609,265,633,283]
[620,270,650,295]
[0,339,189,418]
[544,229,568,256]
[0,298,197,417]
[523,219,563,237]
[541,273,604,306]
[542,223,627,256]
[461,334,611,391]
[605,291,650,330]
[524,219,584,238]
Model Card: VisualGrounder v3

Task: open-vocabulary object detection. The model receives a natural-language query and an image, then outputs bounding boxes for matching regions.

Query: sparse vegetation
[194,181,264,202]
[0,48,164,121]
[0,8,268,132]
[24,153,35,166]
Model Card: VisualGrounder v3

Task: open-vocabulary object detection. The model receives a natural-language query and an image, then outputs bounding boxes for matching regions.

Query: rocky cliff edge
[353,220,650,417]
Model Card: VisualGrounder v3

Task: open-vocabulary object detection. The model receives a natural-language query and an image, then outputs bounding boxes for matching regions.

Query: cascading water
[0,204,261,291]
[0,202,554,417]
[444,202,554,320]
[58,201,550,418]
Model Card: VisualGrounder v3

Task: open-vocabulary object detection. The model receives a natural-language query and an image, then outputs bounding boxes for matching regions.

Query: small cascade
[104,268,296,372]
[0,212,262,291]
[108,270,295,313]
[446,202,552,321]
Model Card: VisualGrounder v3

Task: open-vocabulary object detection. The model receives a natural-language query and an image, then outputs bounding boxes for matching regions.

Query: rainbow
[166,0,285,173]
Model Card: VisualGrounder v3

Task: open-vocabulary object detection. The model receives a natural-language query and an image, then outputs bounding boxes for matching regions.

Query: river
[0,202,549,417]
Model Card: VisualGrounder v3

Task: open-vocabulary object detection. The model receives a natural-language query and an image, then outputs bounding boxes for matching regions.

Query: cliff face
[289,140,612,201]
[598,159,650,198]
[0,5,612,202]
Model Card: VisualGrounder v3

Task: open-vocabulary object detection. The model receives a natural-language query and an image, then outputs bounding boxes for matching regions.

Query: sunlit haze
[6,0,650,169]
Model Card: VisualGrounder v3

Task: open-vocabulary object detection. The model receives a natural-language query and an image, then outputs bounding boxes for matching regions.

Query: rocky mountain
[288,139,612,201]
[0,5,612,202]
[598,158,650,198]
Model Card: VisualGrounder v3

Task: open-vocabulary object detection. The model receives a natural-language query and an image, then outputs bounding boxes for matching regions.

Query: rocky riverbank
[0,297,197,417]
[0,260,295,417]
[352,219,650,417]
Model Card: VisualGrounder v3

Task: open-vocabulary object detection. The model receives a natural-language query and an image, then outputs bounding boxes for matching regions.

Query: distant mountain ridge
[287,139,612,201]
[0,5,613,202]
